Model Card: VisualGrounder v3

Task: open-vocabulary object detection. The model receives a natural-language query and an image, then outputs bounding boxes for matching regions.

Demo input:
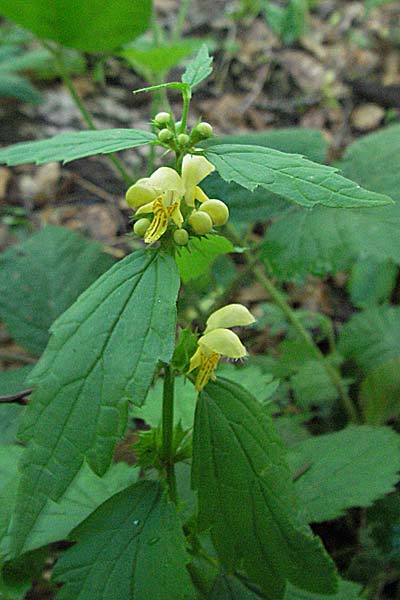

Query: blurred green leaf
[360,358,400,424]
[0,0,152,53]
[0,226,116,355]
[347,259,397,309]
[175,235,234,283]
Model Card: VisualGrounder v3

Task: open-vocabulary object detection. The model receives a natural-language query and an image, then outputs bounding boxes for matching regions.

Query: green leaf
[134,81,188,95]
[290,360,339,412]
[208,572,262,599]
[261,124,400,279]
[0,226,116,355]
[120,37,203,77]
[192,378,337,598]
[360,358,400,424]
[175,235,234,283]
[204,144,392,209]
[0,367,32,445]
[0,446,22,493]
[289,426,400,523]
[131,376,197,430]
[347,259,397,309]
[338,306,400,373]
[202,129,328,223]
[0,72,41,104]
[53,481,194,600]
[181,43,213,89]
[0,0,151,53]
[285,580,363,600]
[1,461,138,560]
[12,250,180,553]
[0,129,156,167]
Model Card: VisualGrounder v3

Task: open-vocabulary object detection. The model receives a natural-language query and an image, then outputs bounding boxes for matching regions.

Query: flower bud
[158,128,173,142]
[177,133,190,146]
[133,218,151,237]
[199,199,229,226]
[173,228,189,245]
[196,122,213,138]
[188,210,213,235]
[154,112,171,126]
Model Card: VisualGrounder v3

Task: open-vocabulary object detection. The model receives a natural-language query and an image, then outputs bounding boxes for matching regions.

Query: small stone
[351,104,385,131]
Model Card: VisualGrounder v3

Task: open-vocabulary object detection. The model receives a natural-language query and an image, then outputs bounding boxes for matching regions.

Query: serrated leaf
[53,481,194,600]
[120,37,203,77]
[192,378,337,598]
[1,461,138,560]
[291,360,339,411]
[338,306,400,373]
[261,124,400,279]
[181,44,213,89]
[0,0,151,53]
[0,367,32,445]
[289,426,400,523]
[204,144,392,209]
[12,250,180,553]
[175,235,234,283]
[201,129,327,224]
[0,226,115,355]
[0,129,156,166]
[360,358,400,424]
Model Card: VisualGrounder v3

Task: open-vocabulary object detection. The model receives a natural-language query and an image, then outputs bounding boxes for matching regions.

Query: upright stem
[172,0,191,42]
[180,87,191,134]
[43,42,134,185]
[225,224,359,423]
[161,364,178,503]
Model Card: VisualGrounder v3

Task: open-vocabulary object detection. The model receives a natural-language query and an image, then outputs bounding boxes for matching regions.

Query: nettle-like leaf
[0,0,152,53]
[0,367,32,445]
[0,226,115,355]
[1,461,138,561]
[181,43,213,89]
[285,580,363,600]
[12,250,180,553]
[347,258,398,309]
[204,144,391,209]
[0,129,156,166]
[192,378,338,599]
[289,426,400,523]
[338,305,400,373]
[202,128,328,224]
[175,235,234,283]
[53,481,195,600]
[261,124,400,279]
[360,358,400,425]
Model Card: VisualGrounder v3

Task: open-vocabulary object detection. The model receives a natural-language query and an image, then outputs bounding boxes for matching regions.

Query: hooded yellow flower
[126,155,215,244]
[189,304,255,392]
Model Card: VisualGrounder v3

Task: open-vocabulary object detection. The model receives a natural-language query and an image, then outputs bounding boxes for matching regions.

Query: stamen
[195,352,220,391]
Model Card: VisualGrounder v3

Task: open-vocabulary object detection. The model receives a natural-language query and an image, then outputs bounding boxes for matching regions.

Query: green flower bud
[188,210,213,236]
[175,120,182,132]
[199,199,229,226]
[196,122,213,138]
[173,228,189,245]
[133,218,151,237]
[177,133,190,146]
[158,128,173,142]
[154,111,171,126]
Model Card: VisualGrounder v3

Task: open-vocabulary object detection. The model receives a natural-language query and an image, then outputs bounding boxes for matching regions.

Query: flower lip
[199,328,247,359]
[204,303,255,334]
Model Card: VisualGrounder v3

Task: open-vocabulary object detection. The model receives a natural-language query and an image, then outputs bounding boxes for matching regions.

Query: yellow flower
[181,155,215,207]
[126,167,184,243]
[189,304,255,391]
[126,155,215,244]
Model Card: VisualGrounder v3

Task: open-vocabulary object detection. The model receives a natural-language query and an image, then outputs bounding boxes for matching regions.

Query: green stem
[180,86,191,135]
[161,364,178,503]
[225,224,359,423]
[43,42,134,185]
[172,0,191,42]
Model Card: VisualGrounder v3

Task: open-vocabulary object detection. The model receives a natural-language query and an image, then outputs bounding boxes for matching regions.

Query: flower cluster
[189,303,255,391]
[126,155,229,245]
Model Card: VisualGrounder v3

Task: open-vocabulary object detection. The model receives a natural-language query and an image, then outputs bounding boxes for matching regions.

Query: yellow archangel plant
[189,303,256,391]
[125,154,216,243]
